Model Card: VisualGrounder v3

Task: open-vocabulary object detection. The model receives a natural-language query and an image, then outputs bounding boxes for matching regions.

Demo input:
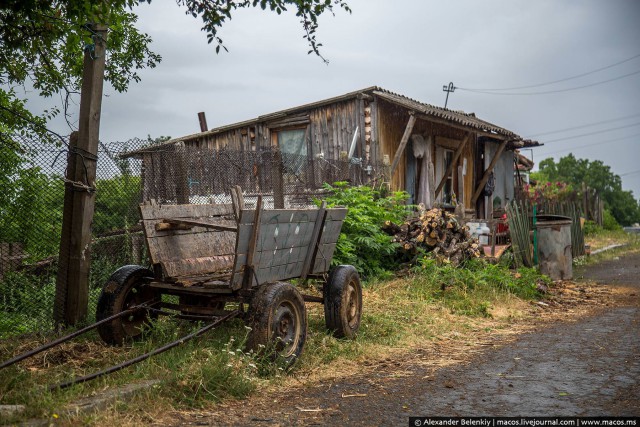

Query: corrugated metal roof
[371,88,516,137]
[124,86,540,157]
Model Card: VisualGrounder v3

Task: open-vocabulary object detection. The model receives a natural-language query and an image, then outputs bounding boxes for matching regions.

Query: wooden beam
[434,133,471,198]
[156,218,237,232]
[54,24,108,326]
[300,201,327,282]
[241,195,262,291]
[471,139,509,204]
[416,113,509,141]
[389,113,416,176]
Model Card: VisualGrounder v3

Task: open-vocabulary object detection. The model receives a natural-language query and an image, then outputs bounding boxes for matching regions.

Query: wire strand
[526,113,640,138]
[536,132,640,156]
[458,53,640,91]
[543,122,640,143]
[459,69,640,96]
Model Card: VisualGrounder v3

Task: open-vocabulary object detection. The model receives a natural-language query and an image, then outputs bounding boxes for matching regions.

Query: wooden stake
[471,139,508,204]
[54,24,108,326]
[434,133,470,198]
[389,113,416,176]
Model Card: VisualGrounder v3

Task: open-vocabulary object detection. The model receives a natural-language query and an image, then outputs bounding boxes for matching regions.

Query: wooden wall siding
[375,97,479,197]
[176,99,364,165]
[305,98,361,162]
[462,134,476,209]
[377,99,411,191]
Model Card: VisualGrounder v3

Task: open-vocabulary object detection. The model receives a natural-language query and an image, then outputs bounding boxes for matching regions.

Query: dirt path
[166,253,640,426]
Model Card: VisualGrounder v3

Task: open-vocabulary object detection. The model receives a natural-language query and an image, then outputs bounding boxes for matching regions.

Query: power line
[543,122,640,143]
[458,53,640,91]
[538,132,640,156]
[458,69,640,96]
[620,169,640,177]
[526,113,640,138]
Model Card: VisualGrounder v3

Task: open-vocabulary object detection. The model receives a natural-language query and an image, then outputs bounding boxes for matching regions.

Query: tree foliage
[0,0,350,140]
[535,154,640,226]
[0,142,64,260]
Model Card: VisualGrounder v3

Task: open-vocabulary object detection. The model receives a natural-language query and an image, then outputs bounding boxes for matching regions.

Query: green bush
[603,209,622,231]
[318,182,411,279]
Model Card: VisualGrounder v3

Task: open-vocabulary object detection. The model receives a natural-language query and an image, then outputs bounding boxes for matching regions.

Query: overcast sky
[29,0,640,198]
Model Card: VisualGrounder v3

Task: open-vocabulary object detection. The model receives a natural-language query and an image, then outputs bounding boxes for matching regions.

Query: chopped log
[387,207,481,266]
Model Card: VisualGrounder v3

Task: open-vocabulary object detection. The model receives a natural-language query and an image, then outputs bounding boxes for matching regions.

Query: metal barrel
[535,214,573,280]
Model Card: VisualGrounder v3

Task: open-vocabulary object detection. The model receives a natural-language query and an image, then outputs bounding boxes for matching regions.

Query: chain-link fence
[0,134,388,339]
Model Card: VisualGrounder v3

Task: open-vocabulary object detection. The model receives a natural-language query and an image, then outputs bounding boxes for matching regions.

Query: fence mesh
[0,133,387,338]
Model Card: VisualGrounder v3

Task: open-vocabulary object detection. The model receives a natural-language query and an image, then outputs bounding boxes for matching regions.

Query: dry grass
[585,228,639,251]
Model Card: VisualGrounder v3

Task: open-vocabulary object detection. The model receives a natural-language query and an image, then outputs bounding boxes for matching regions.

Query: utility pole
[54,24,108,326]
[443,82,456,109]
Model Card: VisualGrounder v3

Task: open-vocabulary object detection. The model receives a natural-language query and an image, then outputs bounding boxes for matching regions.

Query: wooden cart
[95,188,362,362]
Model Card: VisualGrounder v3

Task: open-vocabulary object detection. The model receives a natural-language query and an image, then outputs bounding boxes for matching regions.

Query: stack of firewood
[382,208,481,266]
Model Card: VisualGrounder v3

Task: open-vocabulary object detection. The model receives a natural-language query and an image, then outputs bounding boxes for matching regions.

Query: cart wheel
[96,265,156,346]
[246,282,307,363]
[324,265,362,339]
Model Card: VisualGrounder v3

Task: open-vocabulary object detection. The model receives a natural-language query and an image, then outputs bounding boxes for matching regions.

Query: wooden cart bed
[139,199,346,295]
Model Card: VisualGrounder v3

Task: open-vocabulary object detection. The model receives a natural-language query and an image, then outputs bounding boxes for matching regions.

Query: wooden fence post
[54,24,107,326]
[271,148,285,209]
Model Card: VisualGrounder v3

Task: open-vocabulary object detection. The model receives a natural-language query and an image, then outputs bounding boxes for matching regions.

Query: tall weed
[319,182,411,279]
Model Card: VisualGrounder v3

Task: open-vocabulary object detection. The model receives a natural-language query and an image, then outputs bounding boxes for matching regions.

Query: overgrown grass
[0,256,131,338]
[0,260,548,425]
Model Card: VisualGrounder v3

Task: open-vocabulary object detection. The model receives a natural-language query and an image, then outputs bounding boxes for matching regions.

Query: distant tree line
[532,154,640,226]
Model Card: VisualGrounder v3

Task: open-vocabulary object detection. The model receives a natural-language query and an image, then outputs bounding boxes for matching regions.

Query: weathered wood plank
[149,281,233,295]
[156,218,237,232]
[312,242,338,273]
[300,202,326,281]
[389,113,416,176]
[235,218,343,254]
[143,219,237,240]
[240,207,346,225]
[161,255,235,279]
[147,230,236,261]
[434,133,471,198]
[140,203,234,221]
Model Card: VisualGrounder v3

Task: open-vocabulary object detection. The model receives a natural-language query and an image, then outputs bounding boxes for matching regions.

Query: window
[442,148,454,204]
[273,128,307,175]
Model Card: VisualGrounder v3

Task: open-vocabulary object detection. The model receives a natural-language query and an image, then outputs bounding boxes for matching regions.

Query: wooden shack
[126,86,539,219]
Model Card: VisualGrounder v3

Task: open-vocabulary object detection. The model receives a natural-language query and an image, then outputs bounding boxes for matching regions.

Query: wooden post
[581,182,588,219]
[174,143,190,204]
[471,139,508,204]
[271,148,285,209]
[54,24,107,326]
[197,112,208,132]
[389,113,416,176]
[300,202,327,282]
[434,133,470,198]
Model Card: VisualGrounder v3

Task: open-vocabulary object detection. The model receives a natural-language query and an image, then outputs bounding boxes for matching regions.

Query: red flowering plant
[524,181,574,203]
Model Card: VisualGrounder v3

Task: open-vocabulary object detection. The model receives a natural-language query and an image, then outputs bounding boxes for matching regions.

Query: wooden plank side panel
[235,208,346,252]
[312,242,338,274]
[231,207,347,286]
[238,208,319,225]
[140,203,234,221]
[162,255,235,278]
[139,203,237,278]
